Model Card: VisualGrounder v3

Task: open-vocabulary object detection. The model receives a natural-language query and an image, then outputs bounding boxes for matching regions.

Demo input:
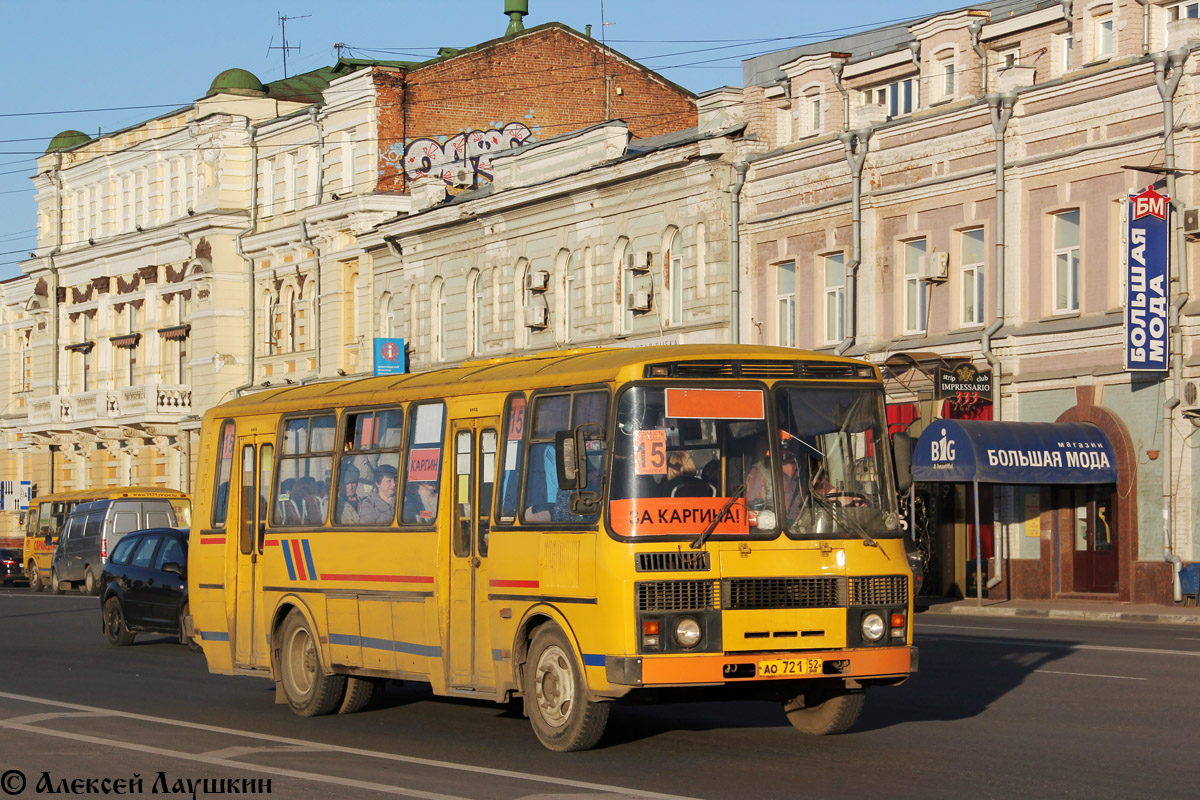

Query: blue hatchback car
[99,528,197,650]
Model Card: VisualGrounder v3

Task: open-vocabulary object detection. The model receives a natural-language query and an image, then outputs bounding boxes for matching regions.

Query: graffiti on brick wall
[399,122,535,185]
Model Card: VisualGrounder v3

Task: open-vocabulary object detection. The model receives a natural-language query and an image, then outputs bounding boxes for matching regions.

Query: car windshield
[773,385,900,537]
[609,386,774,539]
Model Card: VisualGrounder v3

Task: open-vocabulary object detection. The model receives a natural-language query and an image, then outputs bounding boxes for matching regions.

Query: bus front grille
[722,577,845,610]
[636,580,717,611]
[635,551,711,572]
[849,575,909,606]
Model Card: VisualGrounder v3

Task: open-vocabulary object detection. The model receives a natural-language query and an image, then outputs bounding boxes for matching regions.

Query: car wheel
[180,603,202,652]
[83,567,97,596]
[28,563,43,592]
[51,568,65,595]
[104,597,135,646]
[523,623,609,752]
[783,686,865,735]
[277,610,345,717]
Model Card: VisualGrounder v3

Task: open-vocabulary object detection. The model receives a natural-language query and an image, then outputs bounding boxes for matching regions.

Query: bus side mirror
[555,430,582,490]
[892,432,914,494]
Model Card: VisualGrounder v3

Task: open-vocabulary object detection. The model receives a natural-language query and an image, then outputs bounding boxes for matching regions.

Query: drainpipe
[300,107,325,385]
[830,60,850,132]
[1154,50,1189,602]
[835,128,869,356]
[1134,0,1149,56]
[233,121,260,398]
[983,92,1015,591]
[729,160,748,344]
[970,20,987,95]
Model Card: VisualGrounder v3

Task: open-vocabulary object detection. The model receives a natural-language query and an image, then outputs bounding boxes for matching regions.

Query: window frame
[960,227,986,327]
[271,411,338,528]
[823,252,846,345]
[518,386,611,528]
[903,237,929,334]
[776,260,797,348]
[1052,209,1081,314]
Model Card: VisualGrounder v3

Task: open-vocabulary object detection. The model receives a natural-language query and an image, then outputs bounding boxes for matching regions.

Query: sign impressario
[936,361,992,402]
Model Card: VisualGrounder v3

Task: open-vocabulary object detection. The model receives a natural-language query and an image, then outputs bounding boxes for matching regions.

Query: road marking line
[0,690,697,800]
[918,634,1200,657]
[918,624,1016,631]
[1034,669,1147,681]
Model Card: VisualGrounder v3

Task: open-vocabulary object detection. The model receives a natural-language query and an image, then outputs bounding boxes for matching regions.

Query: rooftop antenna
[269,13,310,77]
[601,0,615,119]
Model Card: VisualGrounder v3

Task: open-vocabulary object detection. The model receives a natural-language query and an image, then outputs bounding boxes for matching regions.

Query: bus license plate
[757,658,822,677]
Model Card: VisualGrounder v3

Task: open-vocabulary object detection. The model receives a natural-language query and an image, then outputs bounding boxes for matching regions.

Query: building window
[1094,14,1114,59]
[904,238,928,333]
[1169,1,1200,21]
[824,253,845,345]
[468,270,483,355]
[961,228,986,326]
[1053,210,1081,313]
[863,78,919,119]
[939,59,956,100]
[668,230,683,326]
[1057,33,1074,75]
[777,261,796,348]
[431,278,446,362]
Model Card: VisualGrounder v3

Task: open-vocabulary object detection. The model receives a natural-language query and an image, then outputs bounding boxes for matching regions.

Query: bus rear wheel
[277,610,346,717]
[338,677,380,714]
[783,686,865,735]
[28,562,42,592]
[524,624,609,752]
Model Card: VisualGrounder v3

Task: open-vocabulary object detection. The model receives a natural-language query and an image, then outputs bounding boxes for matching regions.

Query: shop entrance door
[1069,485,1117,594]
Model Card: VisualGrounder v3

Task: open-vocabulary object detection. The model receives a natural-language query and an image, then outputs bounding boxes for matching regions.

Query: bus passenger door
[448,419,499,691]
[234,436,274,670]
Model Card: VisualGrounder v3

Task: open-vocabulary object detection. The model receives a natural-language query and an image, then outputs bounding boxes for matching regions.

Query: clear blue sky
[0,0,954,280]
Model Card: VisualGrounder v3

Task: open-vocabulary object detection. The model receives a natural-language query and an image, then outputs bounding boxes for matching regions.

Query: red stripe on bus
[319,574,434,583]
[290,539,308,580]
[490,579,540,588]
[199,537,226,545]
[263,539,281,547]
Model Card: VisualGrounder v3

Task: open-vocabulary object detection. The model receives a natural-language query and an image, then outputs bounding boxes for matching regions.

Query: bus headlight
[861,612,885,642]
[674,617,702,648]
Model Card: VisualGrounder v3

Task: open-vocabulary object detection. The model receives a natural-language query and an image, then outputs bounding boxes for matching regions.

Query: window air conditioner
[524,306,549,328]
[628,290,652,312]
[918,251,949,282]
[1184,207,1200,239]
[450,166,474,188]
[525,270,550,292]
[626,250,652,272]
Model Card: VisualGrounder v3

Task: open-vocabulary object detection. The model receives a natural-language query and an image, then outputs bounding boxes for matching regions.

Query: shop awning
[912,420,1117,484]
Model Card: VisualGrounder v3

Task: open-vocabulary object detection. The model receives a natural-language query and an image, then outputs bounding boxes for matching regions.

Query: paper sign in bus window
[634,429,667,475]
[408,448,441,481]
[665,389,764,420]
[610,497,749,537]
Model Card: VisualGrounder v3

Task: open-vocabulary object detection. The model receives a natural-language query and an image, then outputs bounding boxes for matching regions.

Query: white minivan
[50,498,184,595]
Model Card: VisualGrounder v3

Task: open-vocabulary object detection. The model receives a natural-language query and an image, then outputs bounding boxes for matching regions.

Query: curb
[920,604,1200,626]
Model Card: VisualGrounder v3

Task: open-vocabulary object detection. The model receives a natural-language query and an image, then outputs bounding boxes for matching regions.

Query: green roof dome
[206,68,266,97]
[45,130,91,154]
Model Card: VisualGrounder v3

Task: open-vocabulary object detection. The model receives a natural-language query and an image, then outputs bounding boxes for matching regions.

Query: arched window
[515,258,529,349]
[431,276,446,362]
[282,285,296,352]
[379,292,393,337]
[666,228,683,326]
[467,270,481,355]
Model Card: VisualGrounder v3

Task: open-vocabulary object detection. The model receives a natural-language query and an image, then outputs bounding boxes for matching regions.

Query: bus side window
[497,394,526,523]
[400,403,445,526]
[212,420,236,527]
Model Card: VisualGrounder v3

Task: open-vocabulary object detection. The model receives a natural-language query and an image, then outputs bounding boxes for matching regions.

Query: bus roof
[206,344,877,421]
[28,487,190,504]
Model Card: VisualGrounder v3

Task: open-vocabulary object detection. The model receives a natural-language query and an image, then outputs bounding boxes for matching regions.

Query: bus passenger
[403,481,439,523]
[336,464,361,524]
[359,464,398,524]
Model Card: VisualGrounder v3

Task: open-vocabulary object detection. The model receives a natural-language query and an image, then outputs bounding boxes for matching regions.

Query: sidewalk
[917,595,1200,625]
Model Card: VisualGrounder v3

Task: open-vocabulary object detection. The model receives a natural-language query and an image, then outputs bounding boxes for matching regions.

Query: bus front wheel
[28,562,42,592]
[524,624,609,752]
[783,686,865,735]
[277,610,346,717]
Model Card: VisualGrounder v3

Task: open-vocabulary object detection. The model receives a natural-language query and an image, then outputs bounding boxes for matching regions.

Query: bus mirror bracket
[892,432,914,494]
[570,490,600,516]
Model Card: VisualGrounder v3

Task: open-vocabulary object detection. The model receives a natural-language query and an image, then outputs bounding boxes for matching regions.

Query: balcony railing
[26,384,192,427]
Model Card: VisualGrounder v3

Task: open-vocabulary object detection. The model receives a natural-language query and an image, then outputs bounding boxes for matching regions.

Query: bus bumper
[605,645,916,687]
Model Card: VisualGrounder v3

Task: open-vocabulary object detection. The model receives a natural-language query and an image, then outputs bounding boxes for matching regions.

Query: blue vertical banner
[373,338,407,376]
[1125,187,1170,371]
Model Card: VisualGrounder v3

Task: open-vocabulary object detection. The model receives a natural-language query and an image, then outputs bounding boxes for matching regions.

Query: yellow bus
[23,487,191,593]
[188,345,917,750]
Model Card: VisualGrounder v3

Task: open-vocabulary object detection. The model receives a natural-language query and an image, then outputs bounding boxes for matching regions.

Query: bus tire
[104,597,135,646]
[51,568,65,595]
[524,624,609,752]
[338,677,379,714]
[783,687,865,735]
[28,562,43,592]
[180,603,202,652]
[278,610,346,717]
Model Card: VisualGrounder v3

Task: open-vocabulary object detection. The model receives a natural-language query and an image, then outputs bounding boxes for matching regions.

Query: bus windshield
[609,384,899,540]
[775,385,900,537]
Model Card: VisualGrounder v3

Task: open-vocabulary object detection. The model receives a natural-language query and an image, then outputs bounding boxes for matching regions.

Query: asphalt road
[1,586,1199,799]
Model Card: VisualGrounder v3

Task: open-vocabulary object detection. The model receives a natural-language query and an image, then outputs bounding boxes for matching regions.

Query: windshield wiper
[690,483,746,550]
[808,491,880,549]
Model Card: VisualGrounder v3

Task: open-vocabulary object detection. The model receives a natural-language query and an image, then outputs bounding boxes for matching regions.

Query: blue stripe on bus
[582,653,606,667]
[301,539,317,581]
[200,631,230,642]
[328,633,442,658]
[281,541,297,581]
